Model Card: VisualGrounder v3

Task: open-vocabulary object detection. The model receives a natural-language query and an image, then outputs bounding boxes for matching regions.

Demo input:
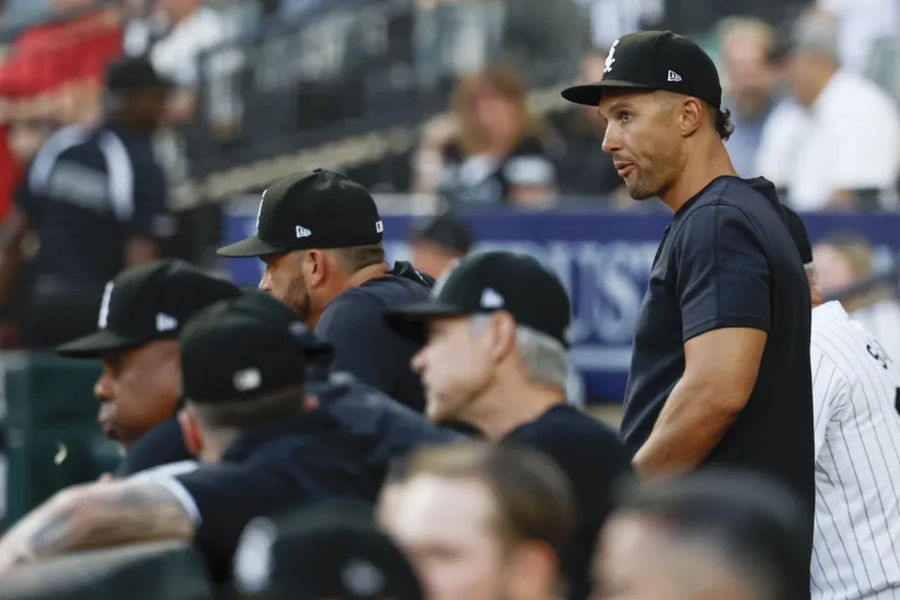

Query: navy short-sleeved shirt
[505,405,633,600]
[622,176,814,509]
[315,261,432,411]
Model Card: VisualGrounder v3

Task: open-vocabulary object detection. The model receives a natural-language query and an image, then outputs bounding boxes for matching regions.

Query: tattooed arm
[0,478,195,575]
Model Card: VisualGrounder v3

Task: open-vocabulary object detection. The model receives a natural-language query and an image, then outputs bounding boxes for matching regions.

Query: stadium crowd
[0,1,897,600]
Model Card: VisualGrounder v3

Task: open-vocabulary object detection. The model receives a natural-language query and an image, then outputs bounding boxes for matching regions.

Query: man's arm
[0,478,194,575]
[633,326,766,477]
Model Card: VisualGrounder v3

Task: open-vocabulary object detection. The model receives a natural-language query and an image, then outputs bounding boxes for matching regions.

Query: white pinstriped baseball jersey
[810,301,900,600]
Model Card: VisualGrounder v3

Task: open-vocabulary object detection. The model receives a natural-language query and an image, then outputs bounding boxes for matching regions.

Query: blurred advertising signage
[222,205,900,403]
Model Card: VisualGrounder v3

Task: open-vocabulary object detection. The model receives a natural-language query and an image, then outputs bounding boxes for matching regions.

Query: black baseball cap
[180,291,332,404]
[106,56,172,92]
[561,30,722,109]
[408,213,474,255]
[386,251,571,347]
[218,169,384,258]
[56,260,241,358]
[233,500,422,600]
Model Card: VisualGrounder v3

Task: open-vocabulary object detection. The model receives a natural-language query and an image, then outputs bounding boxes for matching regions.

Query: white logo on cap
[155,312,178,332]
[480,288,505,309]
[375,220,384,234]
[295,225,312,238]
[667,70,682,82]
[255,189,268,232]
[604,39,620,74]
[233,368,262,392]
[342,559,385,596]
[98,281,114,329]
[234,517,276,593]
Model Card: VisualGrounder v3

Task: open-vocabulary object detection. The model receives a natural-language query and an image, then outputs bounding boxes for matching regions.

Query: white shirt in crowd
[757,71,900,210]
[809,300,900,600]
[817,0,900,73]
[150,6,230,88]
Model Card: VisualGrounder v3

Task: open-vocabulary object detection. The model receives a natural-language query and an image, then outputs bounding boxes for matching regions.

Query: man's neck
[467,378,566,440]
[306,263,390,329]
[349,262,389,287]
[659,140,738,213]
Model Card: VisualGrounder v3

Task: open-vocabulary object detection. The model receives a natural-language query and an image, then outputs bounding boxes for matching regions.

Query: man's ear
[178,407,204,457]
[680,97,704,137]
[301,393,319,412]
[486,311,518,363]
[304,249,328,288]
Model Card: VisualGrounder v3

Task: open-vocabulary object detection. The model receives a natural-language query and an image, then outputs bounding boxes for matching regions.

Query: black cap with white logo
[386,251,571,347]
[180,291,332,404]
[234,500,422,600]
[56,260,241,358]
[217,169,384,258]
[561,30,722,109]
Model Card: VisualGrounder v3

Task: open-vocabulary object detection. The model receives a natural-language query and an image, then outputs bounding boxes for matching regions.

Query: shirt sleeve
[314,291,398,394]
[674,203,771,341]
[810,341,850,462]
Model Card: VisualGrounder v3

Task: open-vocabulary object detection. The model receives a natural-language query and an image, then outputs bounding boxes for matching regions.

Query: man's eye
[619,111,633,123]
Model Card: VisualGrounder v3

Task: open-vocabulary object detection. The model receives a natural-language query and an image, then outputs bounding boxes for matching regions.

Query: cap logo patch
[603,39,619,75]
[480,287,505,309]
[255,189,268,232]
[375,220,384,234]
[295,225,312,238]
[234,367,262,392]
[97,281,114,328]
[155,312,178,332]
[342,559,385,596]
[667,70,683,82]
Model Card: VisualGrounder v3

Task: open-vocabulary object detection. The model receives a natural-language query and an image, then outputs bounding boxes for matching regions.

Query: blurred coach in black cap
[561,31,814,580]
[219,169,432,412]
[0,292,385,582]
[233,500,422,600]
[56,259,240,474]
[407,212,474,280]
[387,251,631,600]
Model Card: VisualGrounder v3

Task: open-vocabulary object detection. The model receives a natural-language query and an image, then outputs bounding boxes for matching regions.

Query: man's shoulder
[337,263,432,309]
[509,405,621,447]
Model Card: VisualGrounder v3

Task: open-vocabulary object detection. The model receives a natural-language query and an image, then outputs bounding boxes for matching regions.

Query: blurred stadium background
[0,0,898,522]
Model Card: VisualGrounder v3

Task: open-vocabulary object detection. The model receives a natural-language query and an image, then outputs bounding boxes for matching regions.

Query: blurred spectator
[757,10,900,210]
[551,48,623,201]
[502,0,591,78]
[234,501,423,600]
[413,0,505,90]
[717,17,779,178]
[593,471,811,600]
[573,0,663,50]
[0,57,174,348]
[381,442,575,600]
[407,212,473,280]
[817,0,900,73]
[412,65,556,208]
[813,233,900,361]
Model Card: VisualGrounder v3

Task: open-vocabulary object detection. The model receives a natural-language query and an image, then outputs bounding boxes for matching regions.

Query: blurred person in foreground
[593,471,811,600]
[219,169,433,412]
[387,250,632,600]
[55,260,240,474]
[407,212,474,280]
[782,208,900,599]
[0,57,174,348]
[411,65,557,208]
[813,233,900,361]
[233,500,422,600]
[0,292,383,582]
[561,31,814,571]
[381,442,574,600]
[717,17,780,178]
[757,10,900,210]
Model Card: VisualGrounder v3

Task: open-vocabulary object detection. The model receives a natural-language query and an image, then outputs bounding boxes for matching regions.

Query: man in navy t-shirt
[218,169,432,411]
[562,31,813,596]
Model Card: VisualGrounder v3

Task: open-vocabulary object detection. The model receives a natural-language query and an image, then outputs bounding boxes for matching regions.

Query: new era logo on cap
[375,220,384,234]
[155,312,178,332]
[667,70,682,82]
[233,367,262,392]
[480,288,505,309]
[295,225,312,238]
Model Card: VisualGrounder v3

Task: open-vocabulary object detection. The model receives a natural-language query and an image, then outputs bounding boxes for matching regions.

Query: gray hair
[792,11,840,64]
[471,314,568,391]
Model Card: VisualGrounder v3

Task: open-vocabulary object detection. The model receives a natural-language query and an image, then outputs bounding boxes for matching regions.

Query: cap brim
[384,301,469,328]
[561,80,654,106]
[217,236,286,258]
[56,329,145,358]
